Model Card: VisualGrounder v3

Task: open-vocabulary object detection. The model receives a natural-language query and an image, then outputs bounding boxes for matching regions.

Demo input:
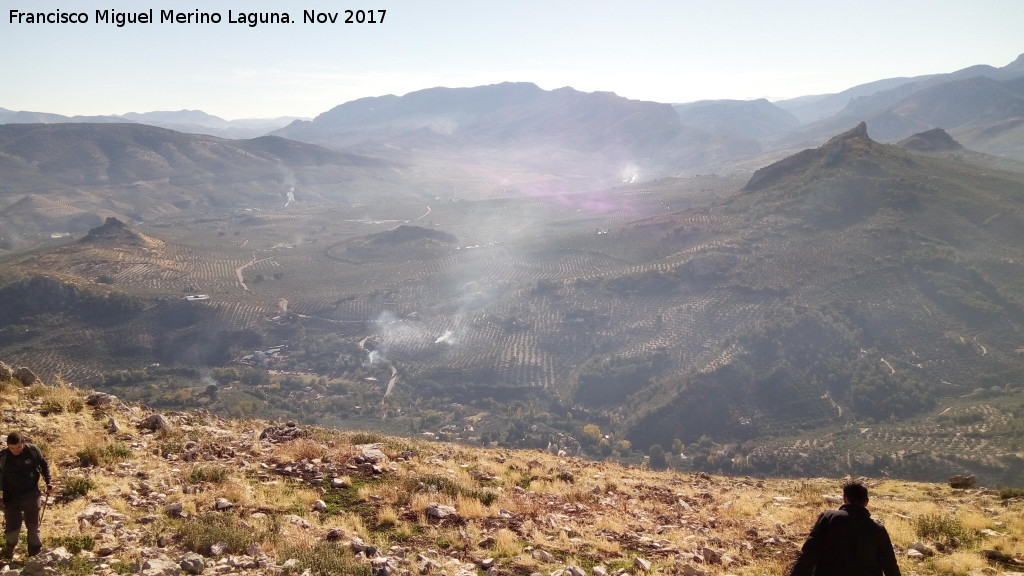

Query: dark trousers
[3,491,41,556]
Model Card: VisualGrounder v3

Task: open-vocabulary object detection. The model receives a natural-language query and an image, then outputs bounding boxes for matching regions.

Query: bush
[915,513,976,547]
[279,541,370,576]
[61,476,96,500]
[49,534,95,554]
[76,442,133,467]
[999,487,1024,500]
[187,465,230,484]
[178,513,263,556]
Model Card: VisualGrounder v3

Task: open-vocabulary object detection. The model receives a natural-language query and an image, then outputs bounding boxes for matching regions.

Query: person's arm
[788,512,828,576]
[877,527,901,576]
[32,446,52,492]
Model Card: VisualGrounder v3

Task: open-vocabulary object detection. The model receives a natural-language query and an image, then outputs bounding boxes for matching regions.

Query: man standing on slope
[0,432,52,559]
[788,481,901,576]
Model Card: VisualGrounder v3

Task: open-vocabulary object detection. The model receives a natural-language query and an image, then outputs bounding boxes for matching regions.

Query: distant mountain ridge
[0,107,304,139]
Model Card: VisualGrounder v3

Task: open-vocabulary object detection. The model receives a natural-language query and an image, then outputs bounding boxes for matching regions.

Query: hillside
[2,123,1024,485]
[776,55,1024,159]
[0,123,405,246]
[2,364,1024,576]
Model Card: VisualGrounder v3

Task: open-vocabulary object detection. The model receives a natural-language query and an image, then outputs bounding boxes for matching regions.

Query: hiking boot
[27,546,40,557]
[1,547,13,560]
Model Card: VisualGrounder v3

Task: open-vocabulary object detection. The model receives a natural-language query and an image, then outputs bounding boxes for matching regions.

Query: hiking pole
[38,494,48,526]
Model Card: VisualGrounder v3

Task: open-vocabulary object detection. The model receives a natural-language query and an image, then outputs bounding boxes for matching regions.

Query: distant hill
[621,123,1024,450]
[673,98,799,140]
[897,127,964,153]
[0,108,301,139]
[774,55,1024,160]
[0,123,405,242]
[274,82,762,191]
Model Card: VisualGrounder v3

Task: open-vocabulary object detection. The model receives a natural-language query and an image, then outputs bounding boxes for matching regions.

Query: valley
[2,57,1024,486]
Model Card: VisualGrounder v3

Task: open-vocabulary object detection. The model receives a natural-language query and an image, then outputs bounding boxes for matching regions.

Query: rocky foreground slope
[1,362,1023,576]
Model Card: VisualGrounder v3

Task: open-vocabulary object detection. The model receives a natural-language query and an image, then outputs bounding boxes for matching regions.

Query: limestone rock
[425,502,459,520]
[949,474,977,489]
[14,366,39,386]
[139,413,173,433]
[180,552,205,575]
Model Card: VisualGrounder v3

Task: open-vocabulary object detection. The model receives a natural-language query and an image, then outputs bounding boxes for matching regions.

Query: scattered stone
[180,552,205,575]
[214,498,234,511]
[634,557,652,572]
[139,414,173,433]
[20,547,73,576]
[85,391,118,407]
[313,499,328,512]
[357,444,388,464]
[908,541,936,557]
[259,422,304,443]
[140,556,183,576]
[0,362,12,381]
[210,541,227,556]
[532,549,555,563]
[425,502,458,520]
[164,502,184,518]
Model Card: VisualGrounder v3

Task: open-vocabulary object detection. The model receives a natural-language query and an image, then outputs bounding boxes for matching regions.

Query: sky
[3,0,1022,120]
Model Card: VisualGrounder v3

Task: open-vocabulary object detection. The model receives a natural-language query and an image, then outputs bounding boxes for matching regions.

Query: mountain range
[2,54,1024,482]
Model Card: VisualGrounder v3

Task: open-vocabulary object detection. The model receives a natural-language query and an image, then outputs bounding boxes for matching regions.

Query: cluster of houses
[239,345,288,368]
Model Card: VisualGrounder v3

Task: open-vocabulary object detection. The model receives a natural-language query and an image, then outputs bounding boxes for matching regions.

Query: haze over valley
[3,53,1024,485]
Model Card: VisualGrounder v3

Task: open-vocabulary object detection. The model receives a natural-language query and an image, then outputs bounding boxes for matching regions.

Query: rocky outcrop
[898,127,964,152]
[744,122,875,191]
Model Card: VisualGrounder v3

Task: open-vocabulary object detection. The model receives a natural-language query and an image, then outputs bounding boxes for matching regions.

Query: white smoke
[278,164,297,207]
[434,330,454,345]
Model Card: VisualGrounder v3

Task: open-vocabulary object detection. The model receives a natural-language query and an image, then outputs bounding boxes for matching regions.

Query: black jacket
[0,443,52,498]
[788,504,901,576]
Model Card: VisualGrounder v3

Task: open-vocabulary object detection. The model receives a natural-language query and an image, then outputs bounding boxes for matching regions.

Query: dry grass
[3,381,1022,576]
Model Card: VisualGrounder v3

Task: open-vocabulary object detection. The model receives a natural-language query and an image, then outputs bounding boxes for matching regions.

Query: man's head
[6,432,25,455]
[842,481,869,506]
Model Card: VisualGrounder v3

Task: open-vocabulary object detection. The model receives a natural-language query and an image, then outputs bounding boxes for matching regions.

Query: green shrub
[76,442,133,467]
[279,541,370,576]
[349,432,386,445]
[60,476,96,500]
[915,513,976,547]
[178,513,263,556]
[40,398,66,415]
[999,487,1024,500]
[49,534,95,554]
[187,465,231,484]
[110,561,135,574]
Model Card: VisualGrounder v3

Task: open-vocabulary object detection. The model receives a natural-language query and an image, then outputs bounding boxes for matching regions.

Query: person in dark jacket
[788,481,901,576]
[0,432,52,559]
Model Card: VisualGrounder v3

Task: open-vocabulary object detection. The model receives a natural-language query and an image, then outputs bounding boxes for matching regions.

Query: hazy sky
[3,0,1022,120]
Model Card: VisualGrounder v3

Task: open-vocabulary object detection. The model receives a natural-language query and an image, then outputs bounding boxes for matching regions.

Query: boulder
[140,556,183,576]
[0,362,12,381]
[14,366,39,386]
[425,502,459,520]
[139,414,173,433]
[949,474,977,489]
[180,552,205,575]
[85,391,118,407]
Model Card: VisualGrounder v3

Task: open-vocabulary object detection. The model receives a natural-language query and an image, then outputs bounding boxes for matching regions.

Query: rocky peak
[80,217,159,248]
[744,122,876,191]
[823,120,870,146]
[898,127,964,152]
